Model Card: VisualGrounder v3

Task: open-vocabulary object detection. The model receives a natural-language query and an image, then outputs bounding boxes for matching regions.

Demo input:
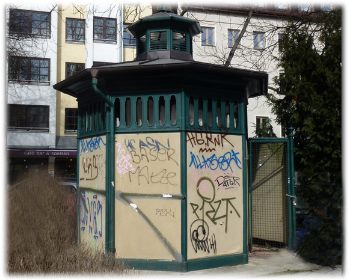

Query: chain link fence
[249,140,289,249]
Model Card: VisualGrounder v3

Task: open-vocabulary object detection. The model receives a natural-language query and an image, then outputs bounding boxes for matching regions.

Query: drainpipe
[90,69,115,254]
[91,69,114,107]
[119,6,124,62]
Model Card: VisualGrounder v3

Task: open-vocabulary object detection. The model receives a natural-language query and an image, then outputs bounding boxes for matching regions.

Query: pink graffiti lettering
[116,143,135,175]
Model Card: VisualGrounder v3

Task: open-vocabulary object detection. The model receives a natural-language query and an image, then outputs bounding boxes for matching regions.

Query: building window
[123,24,136,46]
[256,116,269,130]
[255,116,272,137]
[93,17,117,42]
[9,9,50,38]
[321,4,332,11]
[65,62,85,78]
[253,31,265,50]
[9,104,49,131]
[278,33,285,52]
[228,29,240,48]
[65,108,78,132]
[9,56,50,83]
[278,71,286,91]
[66,18,85,42]
[201,26,215,46]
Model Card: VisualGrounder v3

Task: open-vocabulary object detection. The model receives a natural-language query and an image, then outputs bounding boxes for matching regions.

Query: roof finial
[151,4,178,14]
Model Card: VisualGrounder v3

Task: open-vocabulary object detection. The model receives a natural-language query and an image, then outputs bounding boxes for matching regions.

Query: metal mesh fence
[249,141,289,248]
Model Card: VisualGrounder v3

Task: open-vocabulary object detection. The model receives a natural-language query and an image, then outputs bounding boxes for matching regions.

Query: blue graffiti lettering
[80,137,106,154]
[126,139,135,150]
[80,191,103,240]
[189,150,242,172]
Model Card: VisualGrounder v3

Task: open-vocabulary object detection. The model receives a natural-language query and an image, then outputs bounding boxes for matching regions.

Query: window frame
[9,9,51,38]
[64,108,78,132]
[253,31,266,50]
[8,56,50,84]
[65,62,85,78]
[66,17,85,43]
[228,28,240,48]
[8,104,50,131]
[278,33,285,52]
[256,116,270,131]
[123,23,136,46]
[93,16,117,42]
[201,26,215,46]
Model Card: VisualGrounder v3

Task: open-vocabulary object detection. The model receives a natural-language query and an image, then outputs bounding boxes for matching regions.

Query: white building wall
[187,10,286,137]
[85,4,123,67]
[6,3,58,148]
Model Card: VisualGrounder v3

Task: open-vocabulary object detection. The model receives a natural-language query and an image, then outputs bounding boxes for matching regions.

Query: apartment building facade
[7,3,59,182]
[185,5,298,138]
[6,3,123,182]
[55,4,123,178]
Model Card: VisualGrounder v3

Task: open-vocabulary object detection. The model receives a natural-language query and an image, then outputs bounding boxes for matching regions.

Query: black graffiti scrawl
[187,133,243,256]
[190,219,217,254]
[190,177,241,233]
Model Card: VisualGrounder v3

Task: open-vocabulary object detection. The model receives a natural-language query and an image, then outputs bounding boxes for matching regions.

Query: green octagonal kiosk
[54,6,268,272]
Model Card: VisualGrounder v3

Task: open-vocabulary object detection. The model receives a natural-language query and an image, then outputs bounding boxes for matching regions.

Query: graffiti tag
[189,150,242,172]
[190,219,217,254]
[116,142,135,175]
[186,132,235,153]
[80,192,103,240]
[215,175,240,190]
[190,177,241,233]
[80,136,106,154]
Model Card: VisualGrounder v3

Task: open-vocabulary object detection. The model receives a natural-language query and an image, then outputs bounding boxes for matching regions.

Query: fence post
[248,139,253,252]
[287,127,296,250]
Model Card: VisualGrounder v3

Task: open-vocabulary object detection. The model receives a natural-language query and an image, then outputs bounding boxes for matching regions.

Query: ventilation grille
[150,31,167,50]
[172,31,187,51]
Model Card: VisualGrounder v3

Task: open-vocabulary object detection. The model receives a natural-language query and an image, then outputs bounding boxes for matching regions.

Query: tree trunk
[224,10,253,67]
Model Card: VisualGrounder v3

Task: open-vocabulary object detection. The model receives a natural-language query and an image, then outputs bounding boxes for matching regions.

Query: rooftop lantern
[128,5,201,61]
[54,5,268,272]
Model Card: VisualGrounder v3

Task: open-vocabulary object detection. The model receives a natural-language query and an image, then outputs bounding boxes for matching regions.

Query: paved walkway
[130,248,342,277]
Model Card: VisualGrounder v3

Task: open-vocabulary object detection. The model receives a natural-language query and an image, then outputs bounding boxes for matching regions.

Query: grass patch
[7,171,126,274]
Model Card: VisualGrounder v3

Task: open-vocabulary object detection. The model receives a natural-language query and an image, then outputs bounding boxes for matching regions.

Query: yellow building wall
[56,5,87,137]
[123,47,136,62]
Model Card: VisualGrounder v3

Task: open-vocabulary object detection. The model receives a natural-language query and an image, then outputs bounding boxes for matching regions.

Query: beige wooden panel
[79,190,106,252]
[115,132,182,260]
[186,133,244,259]
[115,197,182,260]
[115,133,181,195]
[79,136,106,190]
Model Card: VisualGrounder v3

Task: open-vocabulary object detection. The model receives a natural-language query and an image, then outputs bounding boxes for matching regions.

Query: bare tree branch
[180,9,187,16]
